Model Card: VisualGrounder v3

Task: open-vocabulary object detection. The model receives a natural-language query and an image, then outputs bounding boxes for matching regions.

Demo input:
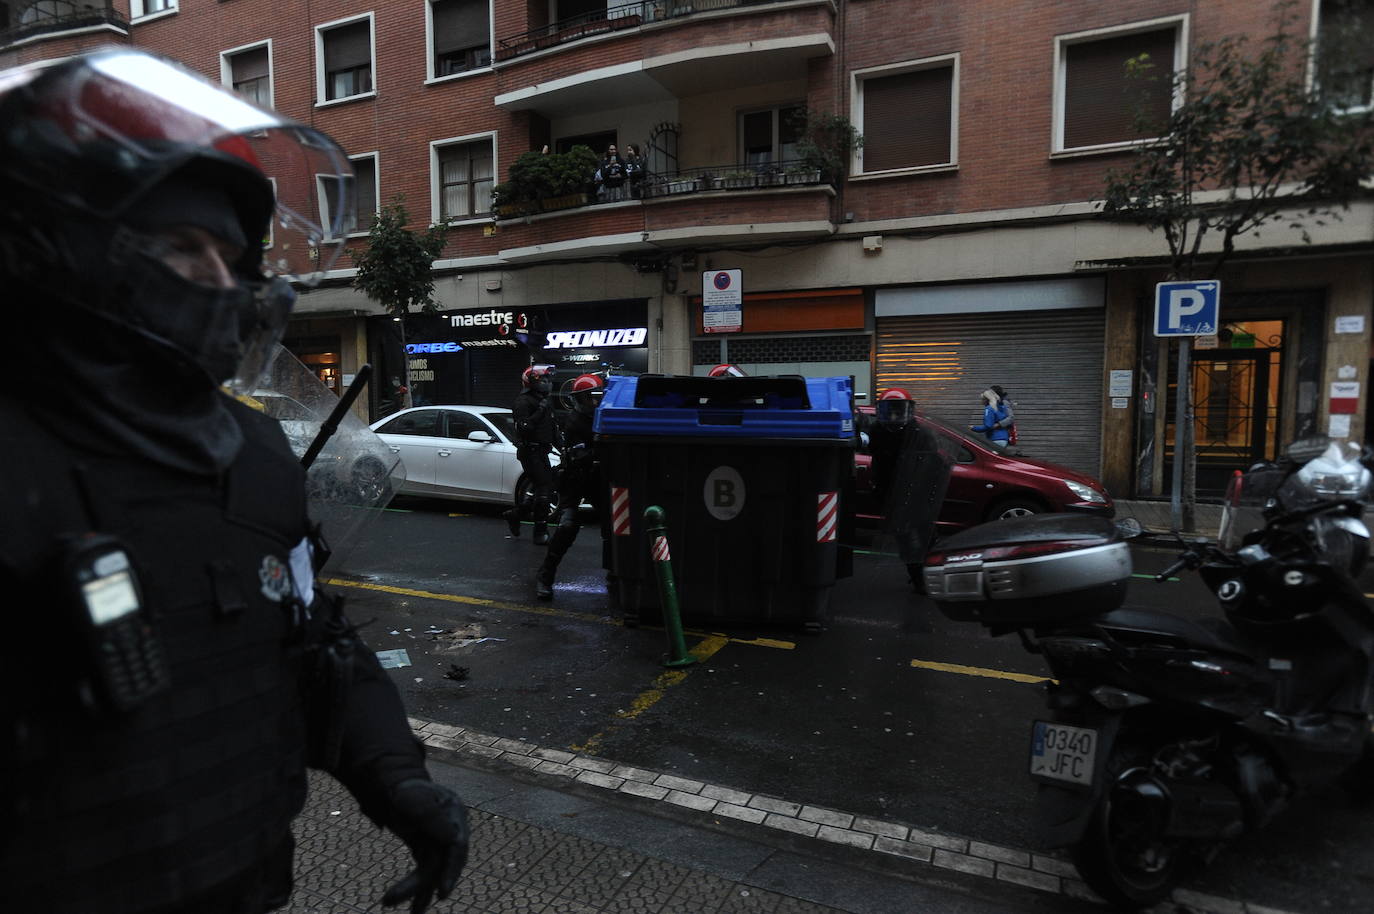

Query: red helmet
[877,387,915,424]
[568,373,605,414]
[570,373,605,393]
[521,364,555,388]
[708,364,746,377]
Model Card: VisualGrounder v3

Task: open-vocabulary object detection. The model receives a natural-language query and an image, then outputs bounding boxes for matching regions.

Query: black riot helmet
[0,48,355,391]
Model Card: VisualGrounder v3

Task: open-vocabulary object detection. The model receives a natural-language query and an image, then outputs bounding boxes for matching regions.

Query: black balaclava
[12,162,272,476]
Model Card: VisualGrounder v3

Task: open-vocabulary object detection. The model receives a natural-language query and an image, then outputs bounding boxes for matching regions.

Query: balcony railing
[496,0,783,61]
[495,160,826,218]
[1,1,128,47]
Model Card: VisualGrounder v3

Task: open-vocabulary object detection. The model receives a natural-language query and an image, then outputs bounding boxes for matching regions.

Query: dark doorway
[1163,319,1283,496]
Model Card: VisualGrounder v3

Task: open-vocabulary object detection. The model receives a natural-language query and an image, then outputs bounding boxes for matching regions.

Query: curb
[409,717,1298,914]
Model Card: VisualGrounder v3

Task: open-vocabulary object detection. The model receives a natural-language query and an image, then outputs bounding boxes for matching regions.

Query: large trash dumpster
[595,373,855,632]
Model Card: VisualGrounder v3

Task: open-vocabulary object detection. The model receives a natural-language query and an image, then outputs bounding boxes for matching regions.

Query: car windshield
[485,411,516,442]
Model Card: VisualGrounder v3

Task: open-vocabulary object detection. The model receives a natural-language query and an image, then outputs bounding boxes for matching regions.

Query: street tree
[351,195,449,411]
[1101,1,1374,531]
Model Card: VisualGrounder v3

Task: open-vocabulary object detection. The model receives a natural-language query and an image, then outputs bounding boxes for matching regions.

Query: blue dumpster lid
[594,374,855,439]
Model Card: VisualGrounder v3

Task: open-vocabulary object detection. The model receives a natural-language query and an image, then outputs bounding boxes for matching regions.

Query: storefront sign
[545,328,647,349]
[406,342,464,353]
[449,309,516,328]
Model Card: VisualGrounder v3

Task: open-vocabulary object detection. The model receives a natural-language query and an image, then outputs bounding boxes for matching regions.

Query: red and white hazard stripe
[611,486,631,536]
[651,535,671,562]
[816,491,838,543]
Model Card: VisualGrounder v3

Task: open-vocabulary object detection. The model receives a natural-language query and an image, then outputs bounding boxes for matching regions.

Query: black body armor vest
[0,396,311,913]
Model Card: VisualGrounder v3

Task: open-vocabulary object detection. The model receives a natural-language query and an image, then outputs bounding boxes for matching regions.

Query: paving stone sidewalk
[283,770,846,914]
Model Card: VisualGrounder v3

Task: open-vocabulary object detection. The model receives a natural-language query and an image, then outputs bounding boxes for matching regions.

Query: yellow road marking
[324,578,610,624]
[909,658,1053,685]
[573,635,729,754]
[324,578,793,649]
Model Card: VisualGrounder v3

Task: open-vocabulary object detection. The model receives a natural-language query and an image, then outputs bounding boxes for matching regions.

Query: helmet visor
[6,49,353,286]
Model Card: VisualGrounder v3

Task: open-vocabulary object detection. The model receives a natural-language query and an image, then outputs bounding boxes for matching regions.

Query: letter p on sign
[1154,281,1220,336]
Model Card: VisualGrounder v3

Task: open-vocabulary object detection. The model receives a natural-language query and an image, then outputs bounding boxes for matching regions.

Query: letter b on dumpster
[704,466,746,520]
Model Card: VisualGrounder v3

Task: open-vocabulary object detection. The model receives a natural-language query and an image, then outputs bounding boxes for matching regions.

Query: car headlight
[1064,479,1107,504]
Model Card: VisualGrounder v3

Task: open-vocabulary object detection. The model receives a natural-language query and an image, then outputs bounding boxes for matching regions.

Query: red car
[854,407,1113,535]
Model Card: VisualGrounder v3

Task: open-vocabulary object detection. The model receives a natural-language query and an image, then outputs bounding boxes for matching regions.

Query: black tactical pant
[512,446,554,525]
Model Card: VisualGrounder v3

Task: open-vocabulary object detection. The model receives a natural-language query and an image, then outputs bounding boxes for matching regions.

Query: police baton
[301,363,373,470]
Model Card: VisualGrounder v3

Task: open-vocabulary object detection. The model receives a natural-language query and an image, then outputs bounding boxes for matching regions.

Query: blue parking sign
[1154,281,1220,336]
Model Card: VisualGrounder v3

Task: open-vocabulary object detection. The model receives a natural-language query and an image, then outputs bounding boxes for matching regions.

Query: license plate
[1029,720,1098,787]
[944,571,981,594]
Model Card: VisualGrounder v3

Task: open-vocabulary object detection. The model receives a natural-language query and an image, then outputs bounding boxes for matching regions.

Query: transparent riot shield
[865,419,955,570]
[239,344,405,572]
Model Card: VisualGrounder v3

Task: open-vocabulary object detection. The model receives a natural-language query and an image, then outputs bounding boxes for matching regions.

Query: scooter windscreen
[238,344,406,572]
[864,420,955,567]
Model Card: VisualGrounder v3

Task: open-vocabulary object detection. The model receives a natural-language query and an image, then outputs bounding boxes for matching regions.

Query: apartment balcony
[493,0,835,118]
[1,1,128,49]
[492,161,833,264]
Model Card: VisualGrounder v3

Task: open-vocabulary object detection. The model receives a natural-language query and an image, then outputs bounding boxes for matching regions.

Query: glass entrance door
[1164,320,1283,496]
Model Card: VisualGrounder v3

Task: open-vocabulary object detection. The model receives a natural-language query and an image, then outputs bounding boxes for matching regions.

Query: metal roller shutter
[467,348,530,408]
[875,309,1105,477]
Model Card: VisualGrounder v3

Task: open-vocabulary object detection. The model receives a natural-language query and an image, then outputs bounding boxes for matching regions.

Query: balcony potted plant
[701,172,724,191]
[784,164,822,185]
[665,174,698,194]
[792,109,864,184]
[722,170,756,190]
[756,165,785,187]
[541,144,598,210]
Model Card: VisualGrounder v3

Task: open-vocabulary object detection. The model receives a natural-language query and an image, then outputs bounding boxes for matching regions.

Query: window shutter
[354,157,377,228]
[324,20,371,72]
[1062,28,1174,149]
[863,65,953,172]
[432,0,489,54]
[231,46,269,83]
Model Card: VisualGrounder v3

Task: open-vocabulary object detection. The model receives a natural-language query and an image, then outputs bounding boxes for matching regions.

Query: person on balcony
[623,144,646,198]
[595,144,627,202]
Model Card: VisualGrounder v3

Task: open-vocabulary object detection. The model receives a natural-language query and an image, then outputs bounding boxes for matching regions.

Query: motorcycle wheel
[1073,748,1182,910]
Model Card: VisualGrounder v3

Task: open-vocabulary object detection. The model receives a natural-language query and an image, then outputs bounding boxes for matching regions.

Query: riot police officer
[536,374,606,600]
[505,364,557,545]
[0,50,467,914]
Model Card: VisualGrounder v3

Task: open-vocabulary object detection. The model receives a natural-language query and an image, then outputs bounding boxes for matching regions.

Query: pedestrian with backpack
[971,386,1014,452]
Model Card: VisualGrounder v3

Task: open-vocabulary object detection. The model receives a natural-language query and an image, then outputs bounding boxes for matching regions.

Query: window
[1316,0,1374,111]
[739,104,804,167]
[430,0,491,79]
[320,154,378,238]
[377,410,441,436]
[1055,18,1184,152]
[317,15,374,103]
[443,410,485,439]
[224,44,271,108]
[435,138,494,221]
[854,56,957,173]
[131,0,174,17]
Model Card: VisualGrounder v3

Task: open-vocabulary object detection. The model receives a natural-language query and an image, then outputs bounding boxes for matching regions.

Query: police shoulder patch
[259,554,292,602]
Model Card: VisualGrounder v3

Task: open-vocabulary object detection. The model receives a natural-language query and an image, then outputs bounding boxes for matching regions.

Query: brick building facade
[4,0,1371,501]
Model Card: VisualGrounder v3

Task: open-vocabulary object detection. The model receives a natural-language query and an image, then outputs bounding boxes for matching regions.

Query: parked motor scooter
[922,438,1374,909]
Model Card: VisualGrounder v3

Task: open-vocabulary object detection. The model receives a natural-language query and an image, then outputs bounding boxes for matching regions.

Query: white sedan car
[370,405,557,505]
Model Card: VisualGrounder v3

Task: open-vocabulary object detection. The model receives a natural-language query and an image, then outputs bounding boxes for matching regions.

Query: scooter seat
[1096,608,1254,658]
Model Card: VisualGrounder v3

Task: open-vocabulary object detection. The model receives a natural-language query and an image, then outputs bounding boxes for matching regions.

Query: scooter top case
[923,514,1131,628]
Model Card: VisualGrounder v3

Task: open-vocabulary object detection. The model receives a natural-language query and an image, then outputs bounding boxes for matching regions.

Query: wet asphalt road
[327,496,1374,913]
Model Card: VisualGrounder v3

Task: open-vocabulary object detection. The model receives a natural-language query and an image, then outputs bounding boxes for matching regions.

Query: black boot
[535,564,555,600]
[503,508,520,537]
[532,523,549,546]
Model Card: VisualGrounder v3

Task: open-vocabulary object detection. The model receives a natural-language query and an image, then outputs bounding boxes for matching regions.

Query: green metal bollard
[644,505,695,668]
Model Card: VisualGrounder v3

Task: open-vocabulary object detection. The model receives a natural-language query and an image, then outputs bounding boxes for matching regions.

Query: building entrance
[1164,319,1283,496]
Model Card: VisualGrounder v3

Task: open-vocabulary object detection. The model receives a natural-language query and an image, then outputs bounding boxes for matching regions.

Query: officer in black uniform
[504,364,557,545]
[0,50,468,914]
[536,374,606,600]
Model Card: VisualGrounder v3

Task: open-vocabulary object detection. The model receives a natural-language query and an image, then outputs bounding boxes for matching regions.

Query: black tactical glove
[381,778,471,913]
